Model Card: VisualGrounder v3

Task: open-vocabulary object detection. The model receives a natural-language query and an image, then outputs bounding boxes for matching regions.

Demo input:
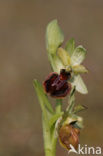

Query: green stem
[42,115,57,156]
[56,99,62,113]
[66,87,75,114]
[43,99,63,156]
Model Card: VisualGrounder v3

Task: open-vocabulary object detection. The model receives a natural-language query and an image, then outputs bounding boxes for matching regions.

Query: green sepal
[48,54,64,73]
[72,75,88,94]
[71,45,87,66]
[46,19,64,54]
[65,38,75,56]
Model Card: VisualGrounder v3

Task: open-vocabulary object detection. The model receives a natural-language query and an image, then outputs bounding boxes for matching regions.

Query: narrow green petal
[71,45,87,66]
[72,65,88,74]
[65,38,75,56]
[72,75,88,94]
[46,19,64,54]
[57,47,71,66]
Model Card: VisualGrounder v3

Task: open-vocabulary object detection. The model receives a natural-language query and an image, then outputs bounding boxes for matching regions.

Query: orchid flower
[46,19,88,94]
[57,44,88,94]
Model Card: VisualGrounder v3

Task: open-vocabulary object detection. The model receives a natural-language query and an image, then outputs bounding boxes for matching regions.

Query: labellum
[59,124,80,150]
[43,69,71,98]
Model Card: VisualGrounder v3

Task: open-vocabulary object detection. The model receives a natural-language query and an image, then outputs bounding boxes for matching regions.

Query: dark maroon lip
[43,69,71,98]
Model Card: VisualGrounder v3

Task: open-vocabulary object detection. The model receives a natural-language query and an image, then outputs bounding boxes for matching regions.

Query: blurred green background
[0,0,103,156]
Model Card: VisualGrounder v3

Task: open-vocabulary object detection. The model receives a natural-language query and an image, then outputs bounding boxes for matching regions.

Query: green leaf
[72,75,88,94]
[73,104,87,114]
[65,38,75,56]
[46,19,64,54]
[57,47,71,66]
[33,79,54,115]
[72,65,88,74]
[49,112,63,128]
[71,45,87,66]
